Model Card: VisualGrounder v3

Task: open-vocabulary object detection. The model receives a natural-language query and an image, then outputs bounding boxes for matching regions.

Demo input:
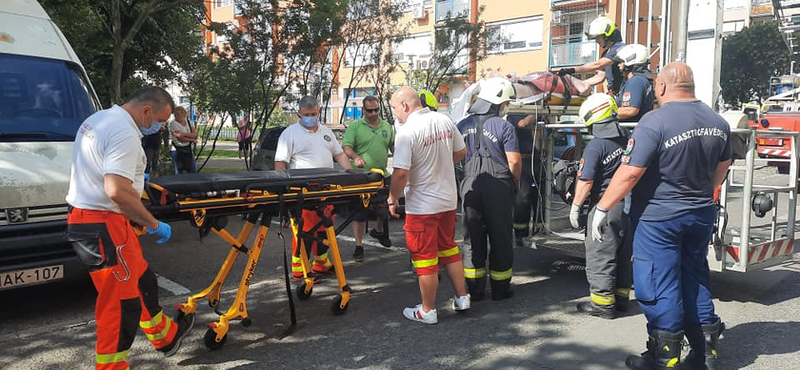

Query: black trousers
[460,170,515,296]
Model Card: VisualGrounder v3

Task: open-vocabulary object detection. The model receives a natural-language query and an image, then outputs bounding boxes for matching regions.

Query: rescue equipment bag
[552,159,579,205]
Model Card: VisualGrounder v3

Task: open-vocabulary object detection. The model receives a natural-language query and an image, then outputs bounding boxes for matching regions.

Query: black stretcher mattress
[150,168,384,195]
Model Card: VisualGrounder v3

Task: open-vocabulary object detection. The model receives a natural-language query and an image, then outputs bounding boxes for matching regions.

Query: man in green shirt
[343,96,395,261]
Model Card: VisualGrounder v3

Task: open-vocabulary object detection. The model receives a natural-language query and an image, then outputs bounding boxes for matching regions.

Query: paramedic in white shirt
[274,96,352,279]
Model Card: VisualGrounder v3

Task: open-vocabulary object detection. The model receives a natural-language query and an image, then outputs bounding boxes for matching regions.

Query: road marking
[270,220,405,252]
[156,274,191,296]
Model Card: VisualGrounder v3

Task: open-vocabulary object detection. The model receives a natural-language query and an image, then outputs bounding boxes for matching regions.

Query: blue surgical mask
[300,116,319,128]
[140,121,162,135]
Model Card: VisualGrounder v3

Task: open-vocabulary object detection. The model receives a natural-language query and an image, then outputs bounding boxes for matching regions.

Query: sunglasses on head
[364,108,380,113]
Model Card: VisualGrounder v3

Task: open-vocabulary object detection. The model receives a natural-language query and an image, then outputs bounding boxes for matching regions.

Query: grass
[199,149,241,159]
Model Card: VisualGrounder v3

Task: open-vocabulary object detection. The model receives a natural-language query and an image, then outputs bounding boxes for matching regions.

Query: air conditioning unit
[412,4,425,19]
[416,58,430,70]
[553,10,563,24]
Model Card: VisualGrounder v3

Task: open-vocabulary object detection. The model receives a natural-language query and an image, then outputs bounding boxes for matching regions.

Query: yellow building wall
[477,0,551,77]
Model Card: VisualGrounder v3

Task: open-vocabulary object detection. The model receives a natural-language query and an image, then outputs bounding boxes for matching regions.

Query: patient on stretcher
[508,71,606,106]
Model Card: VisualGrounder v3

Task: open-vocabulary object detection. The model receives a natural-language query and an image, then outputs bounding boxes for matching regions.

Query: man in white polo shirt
[275,96,352,280]
[65,86,194,369]
[388,86,471,324]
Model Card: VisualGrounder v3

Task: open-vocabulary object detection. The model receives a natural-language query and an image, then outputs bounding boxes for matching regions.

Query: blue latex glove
[147,221,172,244]
[144,173,150,184]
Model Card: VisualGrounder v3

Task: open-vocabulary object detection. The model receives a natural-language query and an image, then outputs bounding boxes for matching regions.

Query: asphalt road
[1,210,799,370]
[1,162,799,370]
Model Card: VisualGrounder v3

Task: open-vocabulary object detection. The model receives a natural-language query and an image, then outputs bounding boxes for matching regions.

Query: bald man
[388,87,470,324]
[591,62,731,370]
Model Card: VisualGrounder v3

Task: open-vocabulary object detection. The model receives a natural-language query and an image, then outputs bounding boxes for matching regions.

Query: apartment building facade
[332,0,551,124]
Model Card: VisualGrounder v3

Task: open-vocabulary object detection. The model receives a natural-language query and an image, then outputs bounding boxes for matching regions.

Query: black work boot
[466,277,486,301]
[684,319,724,370]
[576,302,615,319]
[625,330,684,369]
[616,287,632,312]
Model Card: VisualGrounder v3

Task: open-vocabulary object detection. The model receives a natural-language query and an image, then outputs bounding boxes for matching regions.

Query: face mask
[140,121,161,135]
[300,116,319,128]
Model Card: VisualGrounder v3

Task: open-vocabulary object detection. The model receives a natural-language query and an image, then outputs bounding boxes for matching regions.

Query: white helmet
[579,93,618,126]
[586,16,617,39]
[476,77,516,105]
[615,44,650,67]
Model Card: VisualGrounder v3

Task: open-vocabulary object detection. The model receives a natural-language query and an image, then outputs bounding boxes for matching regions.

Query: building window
[488,16,544,53]
[215,0,233,8]
[393,33,433,65]
[435,0,469,23]
[347,0,379,21]
[345,42,378,67]
[722,20,745,33]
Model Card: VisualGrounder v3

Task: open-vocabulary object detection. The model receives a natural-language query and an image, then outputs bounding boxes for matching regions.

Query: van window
[0,54,98,142]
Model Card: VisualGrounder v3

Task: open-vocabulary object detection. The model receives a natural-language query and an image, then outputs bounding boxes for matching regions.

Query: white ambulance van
[0,0,101,289]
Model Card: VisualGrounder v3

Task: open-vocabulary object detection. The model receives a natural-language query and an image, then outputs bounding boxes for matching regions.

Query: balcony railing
[435,0,470,23]
[549,38,597,68]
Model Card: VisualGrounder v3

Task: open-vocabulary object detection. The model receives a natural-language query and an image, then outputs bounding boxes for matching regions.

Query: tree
[329,0,406,125]
[405,6,498,93]
[184,0,349,170]
[40,0,206,106]
[721,21,794,108]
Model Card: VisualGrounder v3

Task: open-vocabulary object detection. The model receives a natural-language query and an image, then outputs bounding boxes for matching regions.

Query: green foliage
[721,21,793,108]
[407,6,498,93]
[39,0,206,106]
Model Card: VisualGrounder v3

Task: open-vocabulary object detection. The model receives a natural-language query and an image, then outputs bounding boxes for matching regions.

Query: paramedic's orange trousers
[67,207,177,370]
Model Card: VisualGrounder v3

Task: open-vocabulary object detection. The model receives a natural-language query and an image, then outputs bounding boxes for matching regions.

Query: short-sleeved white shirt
[392,108,466,215]
[66,105,146,213]
[169,119,192,147]
[274,123,344,169]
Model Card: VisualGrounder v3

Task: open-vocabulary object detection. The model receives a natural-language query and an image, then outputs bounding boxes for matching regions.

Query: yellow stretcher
[143,168,387,350]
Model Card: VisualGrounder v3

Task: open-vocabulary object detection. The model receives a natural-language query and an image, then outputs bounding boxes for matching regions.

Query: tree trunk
[111,44,125,104]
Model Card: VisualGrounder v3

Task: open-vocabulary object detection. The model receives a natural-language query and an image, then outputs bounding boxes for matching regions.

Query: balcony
[549,37,597,68]
[435,0,469,23]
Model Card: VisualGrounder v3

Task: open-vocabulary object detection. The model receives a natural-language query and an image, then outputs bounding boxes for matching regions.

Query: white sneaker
[402,304,438,324]
[452,294,471,312]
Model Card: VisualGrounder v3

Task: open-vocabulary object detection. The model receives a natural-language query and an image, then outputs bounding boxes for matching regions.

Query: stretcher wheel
[203,328,228,350]
[330,294,349,315]
[296,282,313,300]
[241,318,252,327]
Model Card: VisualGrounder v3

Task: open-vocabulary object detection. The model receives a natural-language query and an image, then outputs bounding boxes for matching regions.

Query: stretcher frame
[143,172,386,349]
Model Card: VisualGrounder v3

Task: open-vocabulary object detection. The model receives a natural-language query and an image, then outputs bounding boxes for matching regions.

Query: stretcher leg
[324,225,351,315]
[204,218,271,350]
[177,220,257,317]
[290,219,316,299]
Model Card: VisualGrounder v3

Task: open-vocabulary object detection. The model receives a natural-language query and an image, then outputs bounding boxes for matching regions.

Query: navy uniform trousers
[631,205,719,334]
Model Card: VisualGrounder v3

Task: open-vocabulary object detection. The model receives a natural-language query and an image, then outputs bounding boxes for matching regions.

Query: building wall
[478,0,551,77]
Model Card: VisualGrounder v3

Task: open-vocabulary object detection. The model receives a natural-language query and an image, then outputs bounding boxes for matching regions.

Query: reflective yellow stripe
[590,292,615,306]
[666,357,679,368]
[412,257,438,268]
[145,319,172,341]
[616,287,631,297]
[711,349,718,358]
[96,350,128,364]
[490,268,513,281]
[139,311,164,329]
[437,246,459,258]
[292,256,301,263]
[464,267,486,278]
[314,252,329,261]
[513,223,529,229]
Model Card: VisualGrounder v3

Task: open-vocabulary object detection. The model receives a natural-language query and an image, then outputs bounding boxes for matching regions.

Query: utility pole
[467,0,478,83]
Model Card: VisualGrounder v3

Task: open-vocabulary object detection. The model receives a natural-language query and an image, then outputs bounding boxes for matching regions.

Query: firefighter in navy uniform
[457,77,522,301]
[592,62,731,370]
[507,114,543,245]
[615,44,656,122]
[555,16,627,95]
[569,93,632,319]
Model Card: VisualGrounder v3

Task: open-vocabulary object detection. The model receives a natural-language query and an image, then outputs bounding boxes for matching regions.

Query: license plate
[0,265,64,290]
